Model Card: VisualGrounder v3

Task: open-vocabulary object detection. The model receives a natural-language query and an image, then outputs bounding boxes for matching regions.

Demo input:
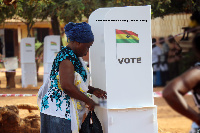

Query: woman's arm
[59,59,98,110]
[163,67,200,125]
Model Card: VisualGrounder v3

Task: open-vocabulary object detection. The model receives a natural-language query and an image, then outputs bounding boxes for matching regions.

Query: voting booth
[43,35,60,82]
[89,6,158,133]
[20,38,37,87]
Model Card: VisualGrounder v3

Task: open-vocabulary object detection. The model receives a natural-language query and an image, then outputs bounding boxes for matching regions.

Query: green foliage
[35,40,43,50]
[40,0,86,23]
[0,0,16,24]
[97,0,199,18]
[82,0,99,18]
[16,0,45,36]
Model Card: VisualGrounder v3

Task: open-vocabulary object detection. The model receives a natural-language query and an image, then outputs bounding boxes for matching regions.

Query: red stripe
[116,29,138,37]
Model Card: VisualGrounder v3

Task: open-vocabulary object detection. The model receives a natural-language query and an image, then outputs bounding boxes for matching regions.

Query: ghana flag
[116,29,139,43]
[25,43,31,47]
[51,41,57,46]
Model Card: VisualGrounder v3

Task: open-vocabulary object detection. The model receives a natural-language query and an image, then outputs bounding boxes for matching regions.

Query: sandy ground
[0,67,197,133]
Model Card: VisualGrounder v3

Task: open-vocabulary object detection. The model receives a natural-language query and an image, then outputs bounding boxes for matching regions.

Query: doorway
[4,29,18,57]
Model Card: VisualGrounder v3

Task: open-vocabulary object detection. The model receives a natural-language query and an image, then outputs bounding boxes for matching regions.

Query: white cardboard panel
[104,6,153,108]
[43,63,52,83]
[20,37,35,63]
[89,8,112,103]
[95,106,109,133]
[4,57,18,71]
[21,63,37,88]
[107,106,158,133]
[43,35,60,63]
[96,106,158,133]
[89,6,157,133]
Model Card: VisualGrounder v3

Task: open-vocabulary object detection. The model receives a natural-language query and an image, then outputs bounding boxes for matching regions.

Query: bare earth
[0,67,196,133]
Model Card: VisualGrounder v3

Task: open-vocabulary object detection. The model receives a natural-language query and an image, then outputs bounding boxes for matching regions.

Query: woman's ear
[72,41,80,48]
[76,42,82,48]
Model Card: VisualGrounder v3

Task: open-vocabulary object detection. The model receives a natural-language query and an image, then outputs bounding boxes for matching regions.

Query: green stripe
[116,39,139,43]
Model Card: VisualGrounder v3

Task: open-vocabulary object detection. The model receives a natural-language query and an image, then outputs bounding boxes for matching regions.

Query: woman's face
[76,42,93,57]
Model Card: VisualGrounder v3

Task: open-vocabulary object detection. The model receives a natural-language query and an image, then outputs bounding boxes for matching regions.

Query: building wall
[151,13,192,40]
[0,21,52,58]
[0,22,52,38]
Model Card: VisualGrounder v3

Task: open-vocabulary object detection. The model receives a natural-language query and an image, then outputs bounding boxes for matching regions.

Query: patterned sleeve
[57,49,75,66]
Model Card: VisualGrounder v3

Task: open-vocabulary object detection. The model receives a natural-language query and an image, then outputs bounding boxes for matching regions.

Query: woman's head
[64,22,94,43]
[64,22,94,57]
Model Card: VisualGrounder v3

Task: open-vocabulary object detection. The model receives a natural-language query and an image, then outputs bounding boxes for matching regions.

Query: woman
[39,22,107,133]
[167,35,182,80]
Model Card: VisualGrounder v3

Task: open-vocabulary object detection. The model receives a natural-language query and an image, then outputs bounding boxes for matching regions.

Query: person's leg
[156,70,162,86]
[153,71,156,87]
[160,71,165,86]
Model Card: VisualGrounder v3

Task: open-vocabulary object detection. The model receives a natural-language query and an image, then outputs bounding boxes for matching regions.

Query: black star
[126,35,130,38]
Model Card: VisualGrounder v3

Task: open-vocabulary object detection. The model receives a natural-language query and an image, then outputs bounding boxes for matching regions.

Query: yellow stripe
[116,34,139,40]
[72,99,80,130]
[56,75,63,91]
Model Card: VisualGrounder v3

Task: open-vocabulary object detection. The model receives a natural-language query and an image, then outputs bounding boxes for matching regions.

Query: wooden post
[6,70,16,88]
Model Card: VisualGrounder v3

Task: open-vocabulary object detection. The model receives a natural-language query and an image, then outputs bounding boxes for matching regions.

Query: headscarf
[64,22,94,43]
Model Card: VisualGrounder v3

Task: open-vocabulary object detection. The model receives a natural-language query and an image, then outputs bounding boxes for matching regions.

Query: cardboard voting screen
[107,106,157,133]
[89,8,112,103]
[104,6,153,108]
[90,6,153,108]
[21,63,37,88]
[20,38,35,63]
[89,6,157,133]
[43,35,60,63]
[43,63,53,83]
[95,106,158,133]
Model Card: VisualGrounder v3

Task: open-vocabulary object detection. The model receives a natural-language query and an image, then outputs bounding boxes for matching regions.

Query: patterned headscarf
[64,22,94,43]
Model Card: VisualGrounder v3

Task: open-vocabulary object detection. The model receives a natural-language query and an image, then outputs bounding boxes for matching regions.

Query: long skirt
[40,112,71,133]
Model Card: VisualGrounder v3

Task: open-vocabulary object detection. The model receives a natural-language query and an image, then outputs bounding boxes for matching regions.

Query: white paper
[4,56,18,71]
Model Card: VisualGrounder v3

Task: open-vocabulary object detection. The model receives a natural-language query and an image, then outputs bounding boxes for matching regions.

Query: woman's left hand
[93,88,107,99]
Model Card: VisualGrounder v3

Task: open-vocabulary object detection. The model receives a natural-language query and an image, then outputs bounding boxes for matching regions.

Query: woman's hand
[86,100,99,111]
[88,86,107,99]
[93,88,107,99]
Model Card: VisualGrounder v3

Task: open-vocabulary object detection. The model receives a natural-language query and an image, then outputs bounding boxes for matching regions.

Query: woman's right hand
[86,100,98,111]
